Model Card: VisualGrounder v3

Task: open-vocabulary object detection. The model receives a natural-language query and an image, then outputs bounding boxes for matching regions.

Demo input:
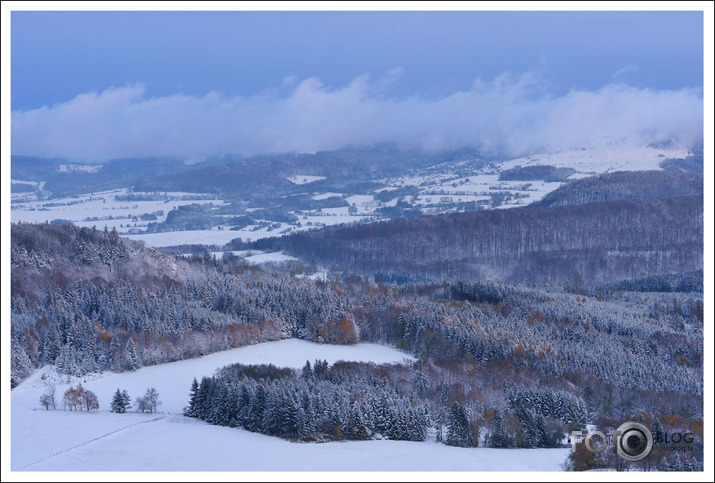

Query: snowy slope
[11,339,416,415]
[11,339,569,471]
[499,145,690,174]
[16,413,569,471]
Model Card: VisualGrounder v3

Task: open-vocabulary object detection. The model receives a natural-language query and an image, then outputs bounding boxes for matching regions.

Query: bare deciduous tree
[39,385,57,410]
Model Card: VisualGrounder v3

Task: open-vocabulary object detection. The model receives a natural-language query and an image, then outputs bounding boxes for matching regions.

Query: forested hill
[255,195,703,286]
[10,222,361,386]
[534,171,703,208]
[11,222,704,449]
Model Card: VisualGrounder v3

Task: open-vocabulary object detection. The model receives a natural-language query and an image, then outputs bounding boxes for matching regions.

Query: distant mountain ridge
[11,144,489,200]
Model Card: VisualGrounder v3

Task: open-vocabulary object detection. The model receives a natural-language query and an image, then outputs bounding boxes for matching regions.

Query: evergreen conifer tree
[184,378,200,417]
[110,388,126,413]
[446,401,472,447]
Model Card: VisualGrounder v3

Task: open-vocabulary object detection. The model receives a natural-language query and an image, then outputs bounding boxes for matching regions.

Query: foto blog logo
[572,421,653,462]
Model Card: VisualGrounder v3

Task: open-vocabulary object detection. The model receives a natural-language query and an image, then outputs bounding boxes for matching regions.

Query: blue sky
[12,11,703,110]
[9,9,706,159]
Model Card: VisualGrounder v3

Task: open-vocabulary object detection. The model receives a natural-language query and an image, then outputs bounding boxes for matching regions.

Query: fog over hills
[11,74,703,161]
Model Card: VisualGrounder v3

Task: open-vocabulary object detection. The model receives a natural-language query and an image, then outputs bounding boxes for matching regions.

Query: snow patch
[287,175,326,185]
[244,251,298,265]
[57,164,102,173]
[312,192,345,200]
[11,179,39,186]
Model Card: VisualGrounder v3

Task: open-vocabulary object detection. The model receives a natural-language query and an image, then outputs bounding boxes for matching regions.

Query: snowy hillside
[499,145,690,175]
[11,339,568,471]
[12,339,415,415]
[10,145,694,250]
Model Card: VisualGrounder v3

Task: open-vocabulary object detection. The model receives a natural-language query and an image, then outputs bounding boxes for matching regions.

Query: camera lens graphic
[616,422,653,462]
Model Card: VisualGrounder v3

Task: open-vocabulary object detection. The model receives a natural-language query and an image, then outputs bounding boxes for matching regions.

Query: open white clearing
[499,145,690,174]
[12,338,569,471]
[287,175,326,185]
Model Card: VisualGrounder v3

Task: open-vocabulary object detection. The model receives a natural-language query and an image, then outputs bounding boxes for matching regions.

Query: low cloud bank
[12,72,703,161]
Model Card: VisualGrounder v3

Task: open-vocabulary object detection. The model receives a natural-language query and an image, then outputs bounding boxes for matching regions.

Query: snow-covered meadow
[11,339,569,471]
[287,175,326,185]
[123,210,373,247]
[378,145,691,212]
[14,413,569,471]
[10,188,224,233]
[498,145,691,174]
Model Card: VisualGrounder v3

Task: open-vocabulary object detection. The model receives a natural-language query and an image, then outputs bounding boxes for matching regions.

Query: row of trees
[183,360,584,450]
[110,387,161,413]
[39,385,160,414]
[184,362,430,442]
[38,384,100,411]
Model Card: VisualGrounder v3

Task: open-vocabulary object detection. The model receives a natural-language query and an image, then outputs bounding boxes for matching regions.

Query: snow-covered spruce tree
[347,402,371,440]
[411,367,429,398]
[42,326,62,365]
[235,383,252,428]
[111,388,126,413]
[248,384,268,433]
[124,338,141,371]
[301,360,313,380]
[433,384,449,443]
[446,401,473,447]
[184,378,200,417]
[514,406,547,448]
[488,408,510,448]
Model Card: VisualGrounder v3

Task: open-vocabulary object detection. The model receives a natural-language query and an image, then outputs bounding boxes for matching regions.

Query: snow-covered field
[243,251,298,265]
[380,172,561,211]
[377,145,691,212]
[126,227,248,247]
[312,192,345,200]
[499,145,690,174]
[124,209,373,247]
[11,339,569,472]
[10,188,223,233]
[14,413,569,471]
